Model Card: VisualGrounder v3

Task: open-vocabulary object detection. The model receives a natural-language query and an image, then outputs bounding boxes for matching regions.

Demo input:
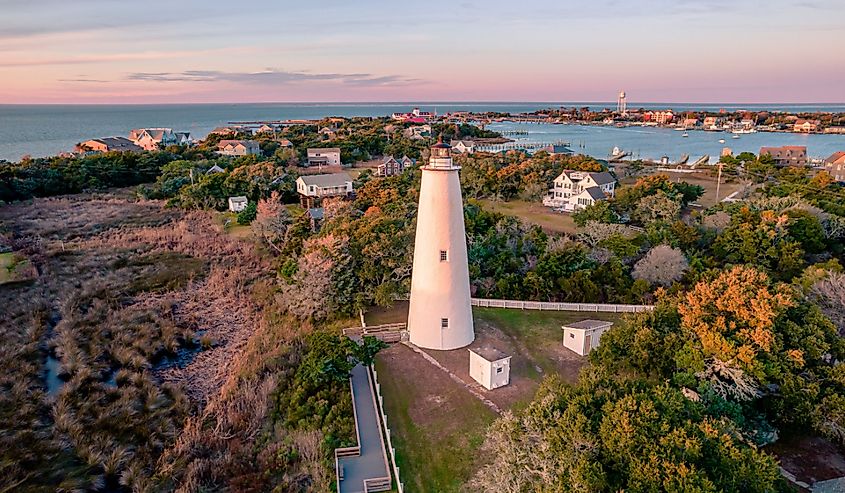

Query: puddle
[45,354,64,397]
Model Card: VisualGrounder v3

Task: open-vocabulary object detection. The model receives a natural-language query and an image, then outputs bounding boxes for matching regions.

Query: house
[702,116,722,130]
[217,140,261,157]
[228,196,248,212]
[391,107,435,122]
[275,139,293,148]
[793,119,821,133]
[824,127,845,134]
[206,164,226,174]
[306,148,342,167]
[377,155,414,176]
[563,320,614,356]
[296,173,353,207]
[129,128,190,150]
[536,144,574,156]
[210,126,252,136]
[319,127,337,140]
[75,137,143,154]
[682,117,699,128]
[825,151,845,182]
[307,207,324,231]
[468,347,511,390]
[256,124,278,134]
[403,124,432,140]
[760,146,808,166]
[643,110,674,124]
[451,140,476,154]
[543,170,617,211]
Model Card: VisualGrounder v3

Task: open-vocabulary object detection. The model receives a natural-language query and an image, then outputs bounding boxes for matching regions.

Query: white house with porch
[469,347,511,390]
[296,173,353,207]
[306,147,341,167]
[543,170,616,211]
[451,140,476,154]
[562,320,613,356]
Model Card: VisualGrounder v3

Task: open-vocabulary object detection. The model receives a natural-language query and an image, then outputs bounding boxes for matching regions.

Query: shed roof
[228,196,247,203]
[469,346,510,362]
[307,207,324,220]
[564,319,613,331]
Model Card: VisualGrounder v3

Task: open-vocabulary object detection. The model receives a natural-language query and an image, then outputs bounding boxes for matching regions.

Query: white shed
[562,319,614,356]
[469,347,511,390]
[228,196,248,212]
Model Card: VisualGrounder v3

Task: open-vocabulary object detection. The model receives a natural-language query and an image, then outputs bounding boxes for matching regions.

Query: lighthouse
[407,138,474,350]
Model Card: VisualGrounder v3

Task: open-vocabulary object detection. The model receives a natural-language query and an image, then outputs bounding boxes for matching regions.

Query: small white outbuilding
[469,347,511,390]
[228,196,248,212]
[562,319,614,356]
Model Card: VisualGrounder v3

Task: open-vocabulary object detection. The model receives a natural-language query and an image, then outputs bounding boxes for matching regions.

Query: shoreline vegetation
[1,113,844,491]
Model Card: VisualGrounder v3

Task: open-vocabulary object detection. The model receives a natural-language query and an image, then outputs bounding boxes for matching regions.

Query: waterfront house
[468,347,511,390]
[210,126,252,136]
[682,118,699,128]
[536,144,574,156]
[793,119,820,133]
[825,152,845,181]
[217,140,261,157]
[824,127,845,134]
[403,124,432,140]
[543,170,616,211]
[75,137,143,155]
[228,196,248,212]
[643,110,674,124]
[296,173,353,208]
[129,128,192,150]
[377,155,415,176]
[563,320,614,356]
[306,147,341,167]
[702,116,722,130]
[760,146,808,166]
[256,124,278,134]
[451,140,476,154]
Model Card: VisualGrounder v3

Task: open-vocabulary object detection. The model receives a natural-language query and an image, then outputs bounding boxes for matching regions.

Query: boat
[682,132,689,137]
[718,139,726,144]
[732,134,740,139]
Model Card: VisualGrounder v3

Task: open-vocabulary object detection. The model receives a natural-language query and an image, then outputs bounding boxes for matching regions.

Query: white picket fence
[370,366,404,493]
[471,298,654,313]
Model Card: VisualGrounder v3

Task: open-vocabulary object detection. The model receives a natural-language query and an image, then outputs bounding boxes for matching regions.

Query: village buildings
[793,119,821,133]
[217,140,261,157]
[543,170,617,211]
[296,172,354,208]
[377,156,414,177]
[306,147,342,167]
[825,151,845,182]
[75,137,143,154]
[760,145,808,166]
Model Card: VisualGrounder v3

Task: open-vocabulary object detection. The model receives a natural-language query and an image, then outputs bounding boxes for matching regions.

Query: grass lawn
[214,212,253,238]
[478,199,580,234]
[375,344,496,493]
[620,171,746,208]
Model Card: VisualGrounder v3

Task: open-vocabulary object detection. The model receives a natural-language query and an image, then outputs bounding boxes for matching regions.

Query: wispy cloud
[126,69,423,86]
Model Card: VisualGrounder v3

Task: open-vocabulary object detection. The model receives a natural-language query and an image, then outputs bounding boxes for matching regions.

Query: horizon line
[2,100,844,107]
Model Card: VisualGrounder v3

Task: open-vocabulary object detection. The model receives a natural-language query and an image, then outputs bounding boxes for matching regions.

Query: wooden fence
[371,366,404,493]
[470,298,654,313]
[343,323,407,344]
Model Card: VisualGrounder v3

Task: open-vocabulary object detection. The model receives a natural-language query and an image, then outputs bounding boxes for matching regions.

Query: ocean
[1,102,844,162]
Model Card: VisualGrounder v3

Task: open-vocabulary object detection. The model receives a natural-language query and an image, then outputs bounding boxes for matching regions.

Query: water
[488,122,845,162]
[1,102,844,162]
[44,354,63,397]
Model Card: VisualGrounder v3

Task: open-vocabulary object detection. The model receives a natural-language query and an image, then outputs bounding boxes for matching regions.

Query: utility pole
[190,168,194,185]
[715,162,723,203]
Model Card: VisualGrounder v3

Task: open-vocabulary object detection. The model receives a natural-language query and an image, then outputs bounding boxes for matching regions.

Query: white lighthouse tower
[407,138,474,350]
[617,90,628,116]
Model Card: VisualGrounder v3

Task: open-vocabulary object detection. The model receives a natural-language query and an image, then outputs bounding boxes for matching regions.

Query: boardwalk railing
[343,323,407,344]
[334,376,362,489]
[371,366,404,493]
[471,298,654,313]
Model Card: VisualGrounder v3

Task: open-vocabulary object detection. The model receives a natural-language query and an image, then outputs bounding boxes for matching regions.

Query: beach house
[760,146,808,166]
[75,137,143,155]
[377,155,414,177]
[217,140,261,157]
[825,152,845,181]
[296,172,353,207]
[451,140,476,154]
[306,148,341,167]
[129,128,191,150]
[793,119,820,133]
[543,170,617,211]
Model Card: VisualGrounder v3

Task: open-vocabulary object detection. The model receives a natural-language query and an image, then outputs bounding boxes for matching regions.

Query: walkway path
[338,364,391,493]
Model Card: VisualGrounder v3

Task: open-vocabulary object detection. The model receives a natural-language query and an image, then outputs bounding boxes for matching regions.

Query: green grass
[0,251,35,284]
[478,199,580,234]
[375,346,496,493]
[473,307,623,374]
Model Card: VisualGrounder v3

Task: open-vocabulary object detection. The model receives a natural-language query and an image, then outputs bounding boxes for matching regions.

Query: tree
[573,200,618,226]
[236,202,257,224]
[252,192,291,253]
[632,190,681,224]
[632,245,689,286]
[811,272,845,336]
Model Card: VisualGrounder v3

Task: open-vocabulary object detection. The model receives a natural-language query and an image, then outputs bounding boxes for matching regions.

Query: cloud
[126,69,423,86]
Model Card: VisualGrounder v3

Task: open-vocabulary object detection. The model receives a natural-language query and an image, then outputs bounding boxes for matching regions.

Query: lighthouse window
[439,250,448,262]
[441,318,449,329]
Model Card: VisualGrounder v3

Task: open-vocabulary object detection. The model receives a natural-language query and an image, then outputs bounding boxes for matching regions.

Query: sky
[1,0,843,104]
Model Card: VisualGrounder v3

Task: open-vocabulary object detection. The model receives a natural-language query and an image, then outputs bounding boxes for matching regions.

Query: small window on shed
[569,333,575,339]
[496,367,504,374]
[441,318,449,329]
[439,250,448,262]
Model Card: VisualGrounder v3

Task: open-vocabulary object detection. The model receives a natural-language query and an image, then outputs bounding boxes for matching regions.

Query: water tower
[617,90,627,115]
[407,138,474,350]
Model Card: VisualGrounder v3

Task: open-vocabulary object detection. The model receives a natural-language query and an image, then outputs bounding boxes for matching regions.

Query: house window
[440,250,448,262]
[441,318,449,329]
[496,367,503,374]
[569,333,575,338]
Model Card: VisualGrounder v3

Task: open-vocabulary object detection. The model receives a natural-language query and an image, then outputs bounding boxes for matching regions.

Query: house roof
[469,346,510,362]
[206,164,225,174]
[84,137,143,152]
[825,151,845,165]
[382,156,398,164]
[564,319,614,331]
[218,139,259,150]
[582,186,607,201]
[452,140,475,147]
[308,147,341,154]
[228,196,247,203]
[562,170,615,186]
[298,173,351,188]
